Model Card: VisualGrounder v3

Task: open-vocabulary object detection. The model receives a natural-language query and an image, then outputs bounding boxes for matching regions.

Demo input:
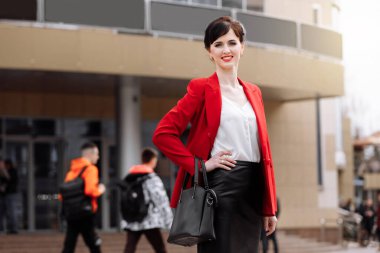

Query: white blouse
[211,95,261,163]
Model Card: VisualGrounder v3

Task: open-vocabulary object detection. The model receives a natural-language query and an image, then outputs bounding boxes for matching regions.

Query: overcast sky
[341,0,380,138]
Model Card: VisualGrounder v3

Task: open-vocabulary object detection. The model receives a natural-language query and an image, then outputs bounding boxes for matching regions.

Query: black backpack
[119,174,151,223]
[59,166,93,221]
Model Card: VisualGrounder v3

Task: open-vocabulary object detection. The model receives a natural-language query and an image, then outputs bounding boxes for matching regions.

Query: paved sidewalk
[332,242,379,253]
[0,230,378,253]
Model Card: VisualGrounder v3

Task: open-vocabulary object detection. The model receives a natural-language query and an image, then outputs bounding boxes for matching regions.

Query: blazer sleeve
[257,86,277,216]
[153,79,204,176]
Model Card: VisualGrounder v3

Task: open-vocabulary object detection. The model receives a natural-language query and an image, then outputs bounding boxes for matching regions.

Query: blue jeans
[0,193,19,232]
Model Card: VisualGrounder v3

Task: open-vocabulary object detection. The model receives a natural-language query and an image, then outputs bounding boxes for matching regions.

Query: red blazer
[153,72,277,216]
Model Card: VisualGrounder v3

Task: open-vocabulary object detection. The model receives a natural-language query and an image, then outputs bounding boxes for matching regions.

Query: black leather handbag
[167,157,218,247]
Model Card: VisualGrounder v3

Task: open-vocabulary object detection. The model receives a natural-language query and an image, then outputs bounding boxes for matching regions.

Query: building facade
[0,0,348,234]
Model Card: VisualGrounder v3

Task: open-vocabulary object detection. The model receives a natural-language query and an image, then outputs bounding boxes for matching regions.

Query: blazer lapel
[205,73,221,148]
[205,74,268,160]
[239,78,268,155]
[239,79,261,124]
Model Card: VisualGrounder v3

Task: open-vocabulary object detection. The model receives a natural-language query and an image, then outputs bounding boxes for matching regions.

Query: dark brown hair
[81,142,97,151]
[204,16,245,50]
[141,147,158,164]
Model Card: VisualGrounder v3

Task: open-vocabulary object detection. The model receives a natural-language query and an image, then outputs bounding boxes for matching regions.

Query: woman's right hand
[205,151,236,172]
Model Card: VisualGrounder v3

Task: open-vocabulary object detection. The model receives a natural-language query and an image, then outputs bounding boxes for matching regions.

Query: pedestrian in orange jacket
[61,142,106,253]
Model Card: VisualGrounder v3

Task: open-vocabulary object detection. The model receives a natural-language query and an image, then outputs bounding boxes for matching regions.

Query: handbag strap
[200,160,209,190]
[181,157,199,190]
[194,157,199,186]
[180,157,209,189]
[199,159,218,206]
[178,157,217,205]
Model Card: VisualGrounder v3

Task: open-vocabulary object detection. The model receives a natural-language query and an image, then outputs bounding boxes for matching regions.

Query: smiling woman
[205,20,245,72]
[153,16,277,253]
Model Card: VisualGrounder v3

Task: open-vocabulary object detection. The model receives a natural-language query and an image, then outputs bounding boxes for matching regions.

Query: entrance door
[98,140,117,230]
[5,141,30,230]
[33,141,62,230]
[5,139,63,230]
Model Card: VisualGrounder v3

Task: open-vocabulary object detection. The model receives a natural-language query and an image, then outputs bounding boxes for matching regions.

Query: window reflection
[6,119,32,135]
[223,0,242,8]
[1,117,117,230]
[247,0,264,12]
[172,0,217,6]
[0,138,2,157]
[193,0,218,6]
[33,120,56,136]
[64,120,102,137]
[84,121,102,137]
[34,142,59,229]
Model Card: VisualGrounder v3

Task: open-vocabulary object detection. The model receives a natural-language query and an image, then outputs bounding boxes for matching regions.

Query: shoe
[7,231,18,234]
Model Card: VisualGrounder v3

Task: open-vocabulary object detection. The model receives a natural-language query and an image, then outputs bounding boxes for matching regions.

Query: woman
[153,16,277,253]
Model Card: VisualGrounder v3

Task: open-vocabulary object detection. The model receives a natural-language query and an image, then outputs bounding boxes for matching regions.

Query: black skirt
[197,161,262,253]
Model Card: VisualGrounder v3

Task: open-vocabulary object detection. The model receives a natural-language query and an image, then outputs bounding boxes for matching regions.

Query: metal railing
[320,209,362,246]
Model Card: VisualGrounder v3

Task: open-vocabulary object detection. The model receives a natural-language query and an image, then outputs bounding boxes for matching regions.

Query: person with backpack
[120,147,172,253]
[61,142,106,253]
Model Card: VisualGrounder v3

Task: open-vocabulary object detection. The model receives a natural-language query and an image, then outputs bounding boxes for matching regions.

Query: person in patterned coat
[121,147,173,253]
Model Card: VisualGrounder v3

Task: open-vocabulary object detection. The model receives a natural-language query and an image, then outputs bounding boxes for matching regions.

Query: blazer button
[207,132,211,137]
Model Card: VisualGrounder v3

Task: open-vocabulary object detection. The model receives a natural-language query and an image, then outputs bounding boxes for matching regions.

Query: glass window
[192,0,218,6]
[5,118,32,135]
[312,4,321,25]
[84,121,102,137]
[247,0,264,12]
[34,142,59,229]
[103,120,116,139]
[331,4,340,29]
[223,0,242,9]
[0,138,3,157]
[34,143,58,178]
[107,145,118,228]
[0,1,37,21]
[142,120,159,148]
[64,120,102,138]
[5,142,29,230]
[33,120,56,136]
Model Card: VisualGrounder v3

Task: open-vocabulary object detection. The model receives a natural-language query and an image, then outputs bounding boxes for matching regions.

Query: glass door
[33,141,61,230]
[5,141,30,230]
[5,139,63,230]
[104,142,118,229]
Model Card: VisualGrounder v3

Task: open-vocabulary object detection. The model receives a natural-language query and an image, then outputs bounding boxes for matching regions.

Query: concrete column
[117,76,142,179]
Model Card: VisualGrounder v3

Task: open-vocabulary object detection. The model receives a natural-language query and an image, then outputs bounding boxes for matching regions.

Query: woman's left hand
[263,216,277,236]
